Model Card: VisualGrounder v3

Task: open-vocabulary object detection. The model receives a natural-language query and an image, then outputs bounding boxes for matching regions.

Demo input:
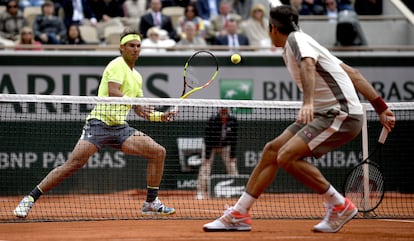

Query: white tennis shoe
[313,198,358,233]
[141,197,176,215]
[203,206,252,232]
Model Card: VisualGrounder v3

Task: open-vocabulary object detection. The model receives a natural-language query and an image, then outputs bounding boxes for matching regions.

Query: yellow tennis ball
[231,53,241,64]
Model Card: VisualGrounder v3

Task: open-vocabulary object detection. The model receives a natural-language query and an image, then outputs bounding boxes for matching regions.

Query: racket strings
[184,52,218,89]
[345,163,384,211]
[185,67,202,88]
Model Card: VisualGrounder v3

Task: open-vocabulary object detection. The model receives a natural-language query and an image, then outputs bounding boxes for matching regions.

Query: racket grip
[378,127,389,144]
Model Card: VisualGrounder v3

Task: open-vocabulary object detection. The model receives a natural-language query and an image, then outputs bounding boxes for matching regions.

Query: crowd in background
[0,0,391,50]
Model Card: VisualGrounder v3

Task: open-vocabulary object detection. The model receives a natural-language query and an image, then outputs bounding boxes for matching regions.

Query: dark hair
[119,27,142,53]
[120,27,141,41]
[65,24,85,44]
[185,2,199,17]
[269,5,299,35]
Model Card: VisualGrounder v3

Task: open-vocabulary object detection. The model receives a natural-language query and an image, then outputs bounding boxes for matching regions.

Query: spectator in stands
[90,0,124,42]
[139,0,177,40]
[176,2,205,40]
[214,18,249,50]
[195,0,221,22]
[33,0,66,44]
[240,3,270,49]
[61,0,98,28]
[14,26,43,50]
[207,1,241,44]
[337,0,353,11]
[122,0,148,28]
[233,0,253,20]
[62,24,86,44]
[176,21,207,50]
[90,0,124,20]
[140,26,176,53]
[0,0,27,44]
[19,0,44,11]
[289,0,324,15]
[303,0,325,14]
[324,0,339,22]
[335,9,368,46]
[354,0,382,15]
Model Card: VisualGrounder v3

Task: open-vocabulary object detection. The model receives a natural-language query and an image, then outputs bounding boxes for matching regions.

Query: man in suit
[195,0,221,21]
[207,1,241,44]
[62,0,98,28]
[139,0,177,40]
[214,18,249,50]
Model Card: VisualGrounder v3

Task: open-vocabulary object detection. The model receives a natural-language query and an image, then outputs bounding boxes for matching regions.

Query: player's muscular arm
[108,82,123,97]
[340,63,380,101]
[298,57,316,123]
[341,63,395,131]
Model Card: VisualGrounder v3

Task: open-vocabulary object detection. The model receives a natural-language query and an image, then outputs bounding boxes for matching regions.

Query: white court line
[378,219,414,223]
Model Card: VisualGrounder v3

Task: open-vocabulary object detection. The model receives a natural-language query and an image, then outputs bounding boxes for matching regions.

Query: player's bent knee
[276,148,295,170]
[156,146,167,160]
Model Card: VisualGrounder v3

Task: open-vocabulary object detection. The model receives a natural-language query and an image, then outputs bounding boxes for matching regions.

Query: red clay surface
[1,191,413,240]
[1,219,413,241]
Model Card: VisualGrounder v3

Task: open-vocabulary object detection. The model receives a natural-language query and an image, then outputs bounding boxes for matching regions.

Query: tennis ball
[231,53,241,64]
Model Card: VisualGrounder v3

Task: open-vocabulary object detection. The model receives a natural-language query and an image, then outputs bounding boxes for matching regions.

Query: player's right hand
[380,109,395,132]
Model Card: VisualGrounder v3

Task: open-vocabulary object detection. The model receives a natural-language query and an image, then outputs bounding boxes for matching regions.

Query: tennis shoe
[141,197,175,215]
[203,206,252,232]
[313,197,358,233]
[14,196,35,218]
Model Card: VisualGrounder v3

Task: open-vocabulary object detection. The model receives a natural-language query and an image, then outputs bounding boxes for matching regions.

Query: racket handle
[378,127,389,144]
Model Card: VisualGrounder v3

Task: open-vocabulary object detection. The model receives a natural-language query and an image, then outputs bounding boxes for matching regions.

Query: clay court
[1,191,413,241]
[0,98,413,240]
[1,219,413,241]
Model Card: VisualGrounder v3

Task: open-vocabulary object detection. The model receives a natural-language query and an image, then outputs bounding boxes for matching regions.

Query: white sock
[233,192,257,214]
[322,185,345,206]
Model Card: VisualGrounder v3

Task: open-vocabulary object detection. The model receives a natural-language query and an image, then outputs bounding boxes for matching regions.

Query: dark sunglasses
[7,5,18,8]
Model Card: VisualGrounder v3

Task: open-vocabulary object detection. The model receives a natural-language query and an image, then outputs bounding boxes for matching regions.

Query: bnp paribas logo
[220,79,253,113]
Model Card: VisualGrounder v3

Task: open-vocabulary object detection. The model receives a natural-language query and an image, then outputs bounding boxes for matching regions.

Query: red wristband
[371,96,388,114]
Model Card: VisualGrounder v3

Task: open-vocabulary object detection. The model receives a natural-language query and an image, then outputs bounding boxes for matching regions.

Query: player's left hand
[135,105,154,119]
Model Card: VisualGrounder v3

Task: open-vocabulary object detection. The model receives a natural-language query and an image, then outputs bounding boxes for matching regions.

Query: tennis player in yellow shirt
[14,28,177,218]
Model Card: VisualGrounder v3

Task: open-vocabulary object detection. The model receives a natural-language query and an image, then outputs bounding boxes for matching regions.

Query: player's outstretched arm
[341,63,395,131]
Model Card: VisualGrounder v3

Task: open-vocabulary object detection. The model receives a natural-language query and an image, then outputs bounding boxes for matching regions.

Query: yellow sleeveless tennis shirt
[87,56,143,125]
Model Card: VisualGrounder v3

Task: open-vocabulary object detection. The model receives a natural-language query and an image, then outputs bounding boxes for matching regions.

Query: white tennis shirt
[283,31,363,115]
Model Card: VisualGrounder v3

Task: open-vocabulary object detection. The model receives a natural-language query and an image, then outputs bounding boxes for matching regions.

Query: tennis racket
[343,127,389,213]
[170,50,219,112]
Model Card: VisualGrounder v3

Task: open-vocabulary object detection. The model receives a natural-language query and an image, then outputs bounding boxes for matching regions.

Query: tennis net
[0,94,413,222]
